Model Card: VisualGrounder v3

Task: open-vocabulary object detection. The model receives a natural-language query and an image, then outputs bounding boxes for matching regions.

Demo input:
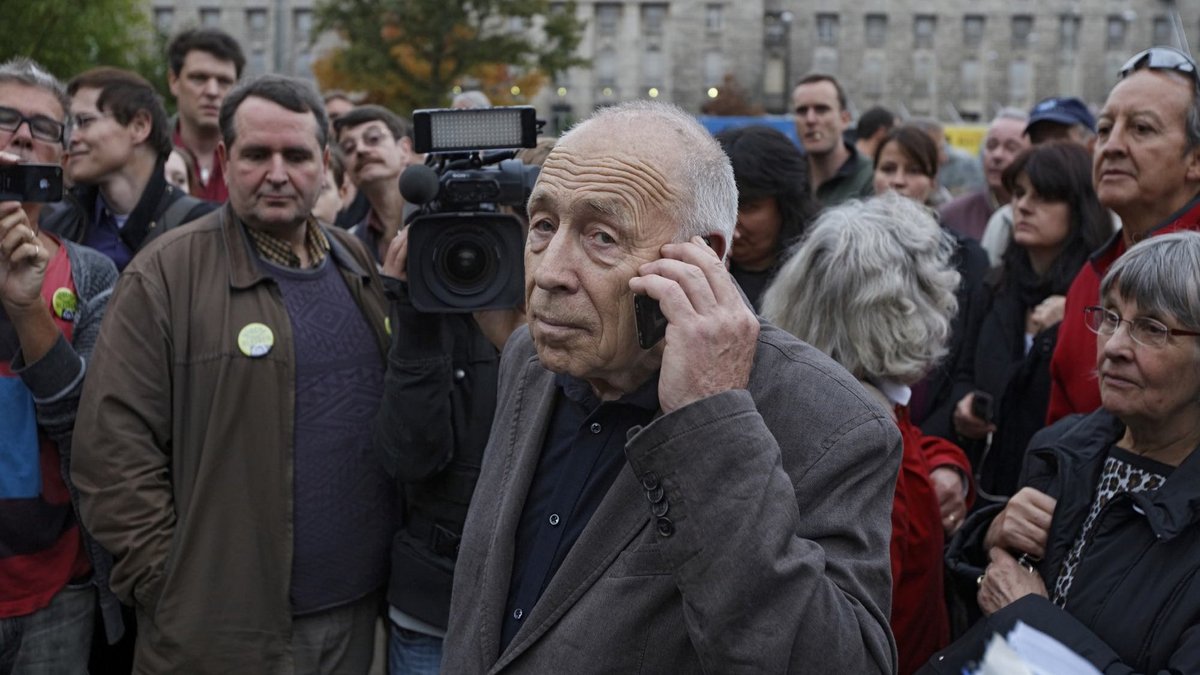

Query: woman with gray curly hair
[762,192,975,675]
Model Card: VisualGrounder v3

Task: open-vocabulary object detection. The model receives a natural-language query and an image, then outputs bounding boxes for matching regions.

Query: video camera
[400,106,541,313]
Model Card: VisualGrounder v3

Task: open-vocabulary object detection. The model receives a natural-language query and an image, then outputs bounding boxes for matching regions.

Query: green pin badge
[52,288,78,321]
[237,322,274,358]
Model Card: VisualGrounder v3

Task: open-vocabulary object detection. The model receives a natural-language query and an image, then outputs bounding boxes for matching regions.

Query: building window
[596,47,617,87]
[1153,16,1172,47]
[153,7,174,33]
[294,9,313,51]
[246,9,268,43]
[1009,59,1031,105]
[595,4,620,37]
[963,15,984,48]
[641,4,667,36]
[248,49,268,76]
[703,50,724,87]
[863,54,885,96]
[642,45,664,87]
[865,14,887,49]
[816,14,839,47]
[200,8,221,27]
[1059,15,1080,52]
[960,59,981,99]
[1107,15,1126,50]
[1011,15,1033,50]
[912,52,934,98]
[913,15,935,49]
[705,4,723,34]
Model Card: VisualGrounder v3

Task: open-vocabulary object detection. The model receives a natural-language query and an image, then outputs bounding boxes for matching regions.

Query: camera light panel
[413,106,537,154]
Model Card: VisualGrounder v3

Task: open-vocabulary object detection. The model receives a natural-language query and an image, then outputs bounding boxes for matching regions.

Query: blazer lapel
[477,355,558,665]
[492,454,651,671]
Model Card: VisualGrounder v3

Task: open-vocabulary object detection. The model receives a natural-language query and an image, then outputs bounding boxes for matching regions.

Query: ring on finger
[976,573,985,588]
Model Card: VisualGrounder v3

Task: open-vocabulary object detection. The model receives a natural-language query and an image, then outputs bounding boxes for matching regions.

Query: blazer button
[454,368,466,380]
[590,422,602,434]
[641,472,660,490]
[656,516,675,537]
[646,485,664,504]
[652,500,669,518]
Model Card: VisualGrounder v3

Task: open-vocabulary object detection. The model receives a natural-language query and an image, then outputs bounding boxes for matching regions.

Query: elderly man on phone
[441,100,902,673]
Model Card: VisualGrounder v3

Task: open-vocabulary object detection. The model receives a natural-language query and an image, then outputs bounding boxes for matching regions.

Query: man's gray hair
[1100,231,1200,332]
[452,90,492,109]
[761,193,960,383]
[560,100,737,252]
[0,58,69,120]
[992,107,1029,125]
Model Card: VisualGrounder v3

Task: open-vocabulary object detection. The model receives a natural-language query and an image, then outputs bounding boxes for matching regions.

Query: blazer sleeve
[71,268,177,611]
[624,388,900,674]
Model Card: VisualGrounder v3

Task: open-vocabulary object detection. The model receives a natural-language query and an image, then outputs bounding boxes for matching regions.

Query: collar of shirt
[244,219,331,269]
[95,193,129,231]
[555,372,661,415]
[870,377,912,407]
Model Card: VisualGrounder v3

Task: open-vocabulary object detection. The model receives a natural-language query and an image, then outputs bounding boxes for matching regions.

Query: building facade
[146,0,1199,129]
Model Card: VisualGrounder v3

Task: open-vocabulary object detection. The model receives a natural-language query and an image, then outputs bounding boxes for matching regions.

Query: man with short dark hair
[855,105,895,161]
[166,28,245,202]
[334,105,415,262]
[792,73,874,207]
[72,75,393,672]
[42,67,215,270]
[1047,46,1200,422]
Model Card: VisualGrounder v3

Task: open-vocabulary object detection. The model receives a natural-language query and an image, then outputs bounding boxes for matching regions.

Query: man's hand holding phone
[628,235,758,414]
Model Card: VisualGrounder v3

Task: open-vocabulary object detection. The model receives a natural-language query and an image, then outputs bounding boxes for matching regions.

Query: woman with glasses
[950,143,1110,499]
[930,232,1200,674]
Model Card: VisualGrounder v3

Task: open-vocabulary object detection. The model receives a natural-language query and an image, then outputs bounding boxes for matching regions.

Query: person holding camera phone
[0,58,121,673]
[373,226,524,674]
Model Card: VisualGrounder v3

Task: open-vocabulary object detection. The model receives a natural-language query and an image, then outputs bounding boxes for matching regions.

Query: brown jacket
[72,204,389,673]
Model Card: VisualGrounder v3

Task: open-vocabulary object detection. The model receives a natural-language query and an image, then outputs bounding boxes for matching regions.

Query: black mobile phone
[0,163,63,203]
[634,294,667,349]
[970,390,994,424]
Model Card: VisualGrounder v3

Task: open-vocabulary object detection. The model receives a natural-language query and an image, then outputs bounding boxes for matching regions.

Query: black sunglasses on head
[1119,46,1199,86]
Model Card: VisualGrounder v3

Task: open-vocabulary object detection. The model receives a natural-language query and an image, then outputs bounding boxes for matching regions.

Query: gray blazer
[443,322,901,674]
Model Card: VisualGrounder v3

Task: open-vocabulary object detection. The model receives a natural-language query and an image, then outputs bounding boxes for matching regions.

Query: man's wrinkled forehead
[536,130,680,211]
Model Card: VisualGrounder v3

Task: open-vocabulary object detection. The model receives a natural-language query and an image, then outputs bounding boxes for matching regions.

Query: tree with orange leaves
[314,0,585,114]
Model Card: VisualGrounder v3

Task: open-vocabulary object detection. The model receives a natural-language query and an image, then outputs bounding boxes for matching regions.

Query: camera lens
[445,241,487,284]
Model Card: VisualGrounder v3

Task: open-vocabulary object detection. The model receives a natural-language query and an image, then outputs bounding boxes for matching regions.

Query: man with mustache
[442,100,901,673]
[72,76,393,672]
[1046,46,1200,423]
[334,106,416,263]
[167,28,245,203]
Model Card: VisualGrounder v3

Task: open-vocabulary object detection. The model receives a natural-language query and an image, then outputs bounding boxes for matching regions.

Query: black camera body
[403,106,540,313]
[0,163,63,203]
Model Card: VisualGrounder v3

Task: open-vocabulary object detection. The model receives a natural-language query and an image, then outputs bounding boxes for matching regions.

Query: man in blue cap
[1025,96,1097,147]
[980,96,1108,265]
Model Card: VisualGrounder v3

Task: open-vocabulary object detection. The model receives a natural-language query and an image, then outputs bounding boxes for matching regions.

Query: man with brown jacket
[72,75,393,673]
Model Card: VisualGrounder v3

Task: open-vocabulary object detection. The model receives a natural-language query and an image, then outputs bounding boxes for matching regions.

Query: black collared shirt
[500,373,659,650]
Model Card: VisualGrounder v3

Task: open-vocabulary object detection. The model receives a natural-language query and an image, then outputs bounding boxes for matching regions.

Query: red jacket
[1046,196,1200,423]
[892,406,974,675]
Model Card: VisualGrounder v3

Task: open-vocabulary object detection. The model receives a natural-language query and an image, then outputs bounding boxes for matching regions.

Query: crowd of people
[1,22,1200,675]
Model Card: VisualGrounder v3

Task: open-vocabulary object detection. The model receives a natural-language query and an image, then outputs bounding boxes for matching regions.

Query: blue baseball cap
[1026,97,1096,134]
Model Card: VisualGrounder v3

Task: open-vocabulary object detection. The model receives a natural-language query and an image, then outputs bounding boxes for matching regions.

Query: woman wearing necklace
[932,232,1200,674]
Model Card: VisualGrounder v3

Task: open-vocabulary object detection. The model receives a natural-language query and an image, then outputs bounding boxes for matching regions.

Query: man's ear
[167,69,180,98]
[129,109,153,146]
[839,108,852,128]
[705,233,729,261]
[1186,144,1200,184]
[216,140,227,174]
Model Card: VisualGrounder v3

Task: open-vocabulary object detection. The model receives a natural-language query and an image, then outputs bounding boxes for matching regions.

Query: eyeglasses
[0,105,65,144]
[339,128,394,156]
[1119,46,1199,87]
[1083,305,1200,348]
[70,112,112,132]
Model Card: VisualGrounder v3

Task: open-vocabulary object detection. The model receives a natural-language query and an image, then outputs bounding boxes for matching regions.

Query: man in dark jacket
[42,67,215,270]
[372,225,525,673]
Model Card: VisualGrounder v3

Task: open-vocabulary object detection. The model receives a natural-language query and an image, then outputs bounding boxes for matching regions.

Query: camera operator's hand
[629,236,758,414]
[472,306,526,352]
[382,227,409,282]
